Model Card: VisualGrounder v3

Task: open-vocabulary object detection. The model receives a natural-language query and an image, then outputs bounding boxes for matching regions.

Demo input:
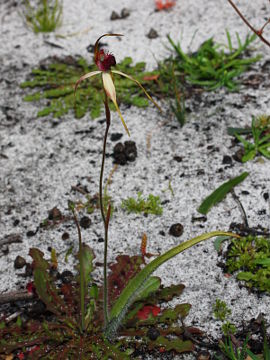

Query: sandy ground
[1,0,270,357]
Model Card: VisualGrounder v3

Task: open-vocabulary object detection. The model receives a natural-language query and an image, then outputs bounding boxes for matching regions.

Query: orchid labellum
[75,34,161,136]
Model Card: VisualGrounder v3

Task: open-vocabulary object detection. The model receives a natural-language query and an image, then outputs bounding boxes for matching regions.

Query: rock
[14,255,26,269]
[169,223,184,237]
[232,148,245,162]
[147,327,160,340]
[121,8,130,18]
[80,216,92,229]
[110,132,123,142]
[110,10,120,20]
[222,155,232,164]
[48,207,62,221]
[60,270,73,284]
[147,28,159,39]
[62,232,70,240]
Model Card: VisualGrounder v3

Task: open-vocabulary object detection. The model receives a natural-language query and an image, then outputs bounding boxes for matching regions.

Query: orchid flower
[75,34,161,137]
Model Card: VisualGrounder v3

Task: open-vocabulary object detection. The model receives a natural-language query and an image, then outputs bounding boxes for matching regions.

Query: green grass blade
[198,172,249,215]
[105,231,237,339]
[226,30,233,52]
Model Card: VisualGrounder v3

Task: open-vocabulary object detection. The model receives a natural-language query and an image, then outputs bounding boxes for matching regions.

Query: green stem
[100,94,111,327]
[72,208,85,332]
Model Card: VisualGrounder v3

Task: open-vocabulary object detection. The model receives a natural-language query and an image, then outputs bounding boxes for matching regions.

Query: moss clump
[225,235,270,292]
[121,192,163,215]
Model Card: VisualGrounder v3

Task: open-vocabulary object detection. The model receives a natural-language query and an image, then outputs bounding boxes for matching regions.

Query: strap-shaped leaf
[105,231,238,339]
[198,172,249,215]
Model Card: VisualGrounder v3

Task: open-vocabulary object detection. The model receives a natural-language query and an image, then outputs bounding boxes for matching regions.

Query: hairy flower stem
[100,94,111,327]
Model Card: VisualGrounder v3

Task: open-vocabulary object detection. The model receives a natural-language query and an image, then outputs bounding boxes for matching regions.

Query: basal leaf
[197,172,249,215]
[106,231,238,339]
[149,336,194,353]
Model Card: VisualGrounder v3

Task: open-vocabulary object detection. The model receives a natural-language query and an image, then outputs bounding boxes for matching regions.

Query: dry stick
[0,233,22,247]
[0,290,34,305]
[227,0,270,48]
[230,189,249,228]
[100,94,111,327]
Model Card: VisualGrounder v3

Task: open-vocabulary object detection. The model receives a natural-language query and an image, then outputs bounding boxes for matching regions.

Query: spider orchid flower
[75,34,161,136]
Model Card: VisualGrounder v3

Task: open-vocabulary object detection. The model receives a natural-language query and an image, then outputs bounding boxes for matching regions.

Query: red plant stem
[100,94,111,327]
[227,0,270,47]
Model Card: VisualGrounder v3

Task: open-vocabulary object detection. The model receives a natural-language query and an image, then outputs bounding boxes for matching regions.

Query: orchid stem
[100,94,111,327]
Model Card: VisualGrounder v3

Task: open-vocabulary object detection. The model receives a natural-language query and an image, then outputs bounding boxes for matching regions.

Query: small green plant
[213,299,232,322]
[121,192,163,215]
[23,0,62,33]
[168,31,260,91]
[232,116,270,162]
[21,56,159,120]
[213,299,236,336]
[224,235,270,292]
[216,336,260,360]
[169,63,185,126]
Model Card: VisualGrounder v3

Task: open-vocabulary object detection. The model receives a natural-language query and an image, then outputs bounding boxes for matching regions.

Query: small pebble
[14,255,26,269]
[110,10,120,20]
[147,28,159,39]
[121,8,130,18]
[13,219,20,226]
[60,270,73,284]
[62,232,70,241]
[232,148,245,162]
[169,223,184,237]
[28,300,46,316]
[80,216,92,229]
[197,351,211,360]
[222,155,232,165]
[173,155,182,162]
[147,327,160,341]
[48,207,62,221]
[110,132,123,142]
[26,230,35,237]
[263,192,269,201]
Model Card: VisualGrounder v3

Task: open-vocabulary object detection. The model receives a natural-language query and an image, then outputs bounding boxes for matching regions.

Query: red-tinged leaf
[28,345,40,355]
[18,353,25,360]
[137,305,161,320]
[26,282,35,294]
[143,74,160,81]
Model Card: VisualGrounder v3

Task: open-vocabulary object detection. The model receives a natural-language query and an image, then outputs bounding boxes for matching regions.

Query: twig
[227,0,270,48]
[0,290,34,305]
[230,189,249,228]
[0,233,22,247]
[71,185,88,196]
